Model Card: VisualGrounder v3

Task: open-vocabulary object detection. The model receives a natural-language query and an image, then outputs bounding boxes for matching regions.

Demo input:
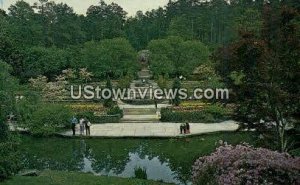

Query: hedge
[76,111,121,123]
[160,104,229,123]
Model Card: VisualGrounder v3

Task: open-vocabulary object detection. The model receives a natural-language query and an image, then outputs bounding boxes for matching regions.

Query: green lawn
[2,170,171,185]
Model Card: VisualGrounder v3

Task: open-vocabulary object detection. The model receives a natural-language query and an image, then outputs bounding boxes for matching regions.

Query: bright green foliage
[148,37,210,77]
[28,104,72,136]
[80,38,138,79]
[23,47,69,80]
[147,39,174,76]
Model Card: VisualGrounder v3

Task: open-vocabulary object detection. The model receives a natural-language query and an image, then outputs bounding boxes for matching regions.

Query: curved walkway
[61,120,239,138]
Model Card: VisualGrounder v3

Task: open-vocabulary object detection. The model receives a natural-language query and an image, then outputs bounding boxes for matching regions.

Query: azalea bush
[192,143,300,185]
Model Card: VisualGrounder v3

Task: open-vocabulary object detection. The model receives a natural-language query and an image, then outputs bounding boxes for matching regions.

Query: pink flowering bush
[192,143,300,185]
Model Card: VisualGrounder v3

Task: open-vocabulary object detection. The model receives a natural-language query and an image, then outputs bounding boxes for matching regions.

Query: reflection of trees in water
[138,139,200,185]
[20,136,194,184]
[20,137,85,171]
[85,139,142,174]
[21,136,233,185]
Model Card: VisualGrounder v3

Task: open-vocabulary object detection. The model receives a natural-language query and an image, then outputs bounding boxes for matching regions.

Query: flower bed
[160,104,229,123]
[65,103,106,113]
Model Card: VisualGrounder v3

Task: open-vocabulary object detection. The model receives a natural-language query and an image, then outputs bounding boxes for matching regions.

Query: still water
[20,133,254,185]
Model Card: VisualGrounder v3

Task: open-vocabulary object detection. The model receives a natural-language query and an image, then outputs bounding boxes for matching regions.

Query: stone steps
[121,115,159,123]
[123,108,157,115]
[138,70,152,79]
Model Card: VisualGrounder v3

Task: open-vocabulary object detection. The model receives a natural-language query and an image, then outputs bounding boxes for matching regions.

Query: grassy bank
[2,170,171,185]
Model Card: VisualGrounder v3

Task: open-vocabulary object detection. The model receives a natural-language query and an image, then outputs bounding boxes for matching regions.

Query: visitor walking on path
[79,118,85,135]
[84,118,92,136]
[71,116,78,136]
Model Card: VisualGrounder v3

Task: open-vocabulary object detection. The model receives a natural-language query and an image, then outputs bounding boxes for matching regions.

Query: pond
[20,132,255,185]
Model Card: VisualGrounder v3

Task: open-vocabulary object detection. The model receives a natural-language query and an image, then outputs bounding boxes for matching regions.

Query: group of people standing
[71,116,92,136]
[180,122,190,134]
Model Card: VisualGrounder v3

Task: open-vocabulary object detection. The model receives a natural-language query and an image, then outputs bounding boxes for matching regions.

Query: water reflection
[82,151,182,184]
[20,133,251,185]
[77,139,182,184]
[21,138,186,184]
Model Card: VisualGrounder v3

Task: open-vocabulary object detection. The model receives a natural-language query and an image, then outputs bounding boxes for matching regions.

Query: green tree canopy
[23,47,69,80]
[80,38,138,79]
[84,0,126,41]
[148,36,210,78]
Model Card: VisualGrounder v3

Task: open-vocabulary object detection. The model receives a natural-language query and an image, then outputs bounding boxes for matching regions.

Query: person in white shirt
[79,118,85,135]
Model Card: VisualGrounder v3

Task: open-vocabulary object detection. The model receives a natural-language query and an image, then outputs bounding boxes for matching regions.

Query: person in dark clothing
[185,122,190,134]
[71,116,78,136]
[180,123,186,134]
[154,99,158,110]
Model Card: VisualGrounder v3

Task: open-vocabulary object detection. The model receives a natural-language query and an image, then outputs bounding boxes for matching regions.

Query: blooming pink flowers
[192,143,300,185]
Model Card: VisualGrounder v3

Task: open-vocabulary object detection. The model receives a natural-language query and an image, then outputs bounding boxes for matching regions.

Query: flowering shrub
[192,143,300,185]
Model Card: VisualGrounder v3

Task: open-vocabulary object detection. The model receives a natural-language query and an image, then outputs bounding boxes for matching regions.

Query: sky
[1,0,170,16]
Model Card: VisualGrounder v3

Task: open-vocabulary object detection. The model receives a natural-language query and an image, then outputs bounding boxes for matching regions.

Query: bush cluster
[0,126,21,181]
[28,104,73,136]
[107,106,123,118]
[77,111,121,124]
[160,104,228,123]
[93,115,121,124]
[192,143,300,185]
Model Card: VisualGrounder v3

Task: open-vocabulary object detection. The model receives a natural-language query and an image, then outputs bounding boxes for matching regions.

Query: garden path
[61,120,239,138]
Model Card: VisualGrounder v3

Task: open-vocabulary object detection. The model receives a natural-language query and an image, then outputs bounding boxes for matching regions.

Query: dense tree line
[2,0,298,82]
[0,0,299,181]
